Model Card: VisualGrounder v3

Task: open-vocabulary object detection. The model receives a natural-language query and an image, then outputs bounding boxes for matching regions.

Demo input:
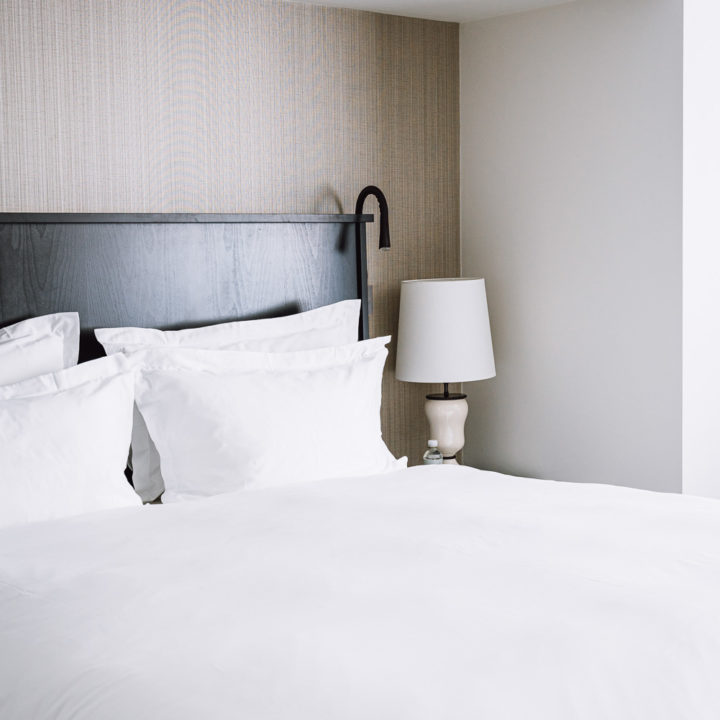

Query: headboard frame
[0,213,372,361]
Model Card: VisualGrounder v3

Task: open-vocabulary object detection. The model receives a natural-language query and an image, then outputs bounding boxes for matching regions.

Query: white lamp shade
[395,278,496,384]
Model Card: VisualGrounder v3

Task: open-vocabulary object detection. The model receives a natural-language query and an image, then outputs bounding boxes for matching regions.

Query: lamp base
[424,395,468,464]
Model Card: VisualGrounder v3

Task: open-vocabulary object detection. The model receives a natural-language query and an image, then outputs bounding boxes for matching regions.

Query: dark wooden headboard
[0,213,372,361]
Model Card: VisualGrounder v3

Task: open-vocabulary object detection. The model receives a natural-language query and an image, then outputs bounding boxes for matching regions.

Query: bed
[1,214,720,719]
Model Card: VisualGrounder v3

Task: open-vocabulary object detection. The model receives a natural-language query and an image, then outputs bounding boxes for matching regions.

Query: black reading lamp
[355,186,391,250]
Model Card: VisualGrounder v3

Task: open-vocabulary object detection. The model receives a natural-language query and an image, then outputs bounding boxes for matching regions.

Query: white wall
[460,0,682,491]
[683,0,720,498]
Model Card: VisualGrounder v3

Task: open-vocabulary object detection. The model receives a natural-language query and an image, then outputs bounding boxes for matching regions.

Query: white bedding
[1,465,720,719]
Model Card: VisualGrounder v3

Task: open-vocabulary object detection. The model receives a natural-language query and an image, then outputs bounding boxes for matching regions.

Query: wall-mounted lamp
[355,186,391,250]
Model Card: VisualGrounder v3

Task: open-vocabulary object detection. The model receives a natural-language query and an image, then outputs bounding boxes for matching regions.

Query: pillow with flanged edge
[95,300,363,503]
[0,354,141,529]
[0,312,80,387]
[128,336,405,503]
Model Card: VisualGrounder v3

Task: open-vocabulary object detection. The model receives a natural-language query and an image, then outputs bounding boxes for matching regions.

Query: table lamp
[395,278,496,464]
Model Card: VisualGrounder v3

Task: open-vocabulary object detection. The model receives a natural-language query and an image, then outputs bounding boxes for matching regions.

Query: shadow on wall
[312,185,344,214]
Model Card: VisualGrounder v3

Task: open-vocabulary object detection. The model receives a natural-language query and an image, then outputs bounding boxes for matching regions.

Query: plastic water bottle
[423,439,443,465]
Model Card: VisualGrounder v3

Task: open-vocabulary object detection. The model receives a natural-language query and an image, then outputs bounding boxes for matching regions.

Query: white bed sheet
[1,465,719,719]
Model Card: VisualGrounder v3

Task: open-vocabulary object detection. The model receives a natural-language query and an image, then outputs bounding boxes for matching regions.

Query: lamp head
[355,185,390,250]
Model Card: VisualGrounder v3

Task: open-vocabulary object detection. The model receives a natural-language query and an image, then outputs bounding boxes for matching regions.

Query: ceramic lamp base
[424,394,468,464]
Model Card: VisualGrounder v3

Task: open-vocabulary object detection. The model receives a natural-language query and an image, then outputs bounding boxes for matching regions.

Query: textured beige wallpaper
[0,0,459,464]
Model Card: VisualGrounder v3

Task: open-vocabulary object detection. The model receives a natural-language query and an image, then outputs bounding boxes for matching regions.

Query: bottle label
[423,456,444,465]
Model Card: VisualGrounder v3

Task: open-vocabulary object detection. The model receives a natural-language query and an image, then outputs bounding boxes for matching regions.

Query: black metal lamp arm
[355,185,390,250]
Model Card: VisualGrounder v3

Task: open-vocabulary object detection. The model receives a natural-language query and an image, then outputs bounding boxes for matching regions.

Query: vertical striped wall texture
[0,0,459,464]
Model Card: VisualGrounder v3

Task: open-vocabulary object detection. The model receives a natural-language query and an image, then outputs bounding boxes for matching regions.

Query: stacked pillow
[125,338,401,502]
[96,299,364,501]
[0,302,404,526]
[0,313,80,385]
[0,316,140,528]
[96,300,405,502]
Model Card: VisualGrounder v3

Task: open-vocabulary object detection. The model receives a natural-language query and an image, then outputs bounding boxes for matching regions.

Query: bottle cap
[428,439,438,447]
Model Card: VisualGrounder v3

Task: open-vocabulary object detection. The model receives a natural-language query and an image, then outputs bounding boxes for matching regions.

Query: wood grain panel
[0,219,363,361]
[0,0,459,464]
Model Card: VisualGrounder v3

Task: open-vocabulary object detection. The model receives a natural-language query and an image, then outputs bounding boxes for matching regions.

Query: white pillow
[0,353,131,399]
[0,312,80,386]
[95,300,361,502]
[129,337,405,502]
[0,355,141,529]
[95,299,361,354]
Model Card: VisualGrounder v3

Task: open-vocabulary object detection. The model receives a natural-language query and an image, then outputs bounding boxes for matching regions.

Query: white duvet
[1,465,720,719]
